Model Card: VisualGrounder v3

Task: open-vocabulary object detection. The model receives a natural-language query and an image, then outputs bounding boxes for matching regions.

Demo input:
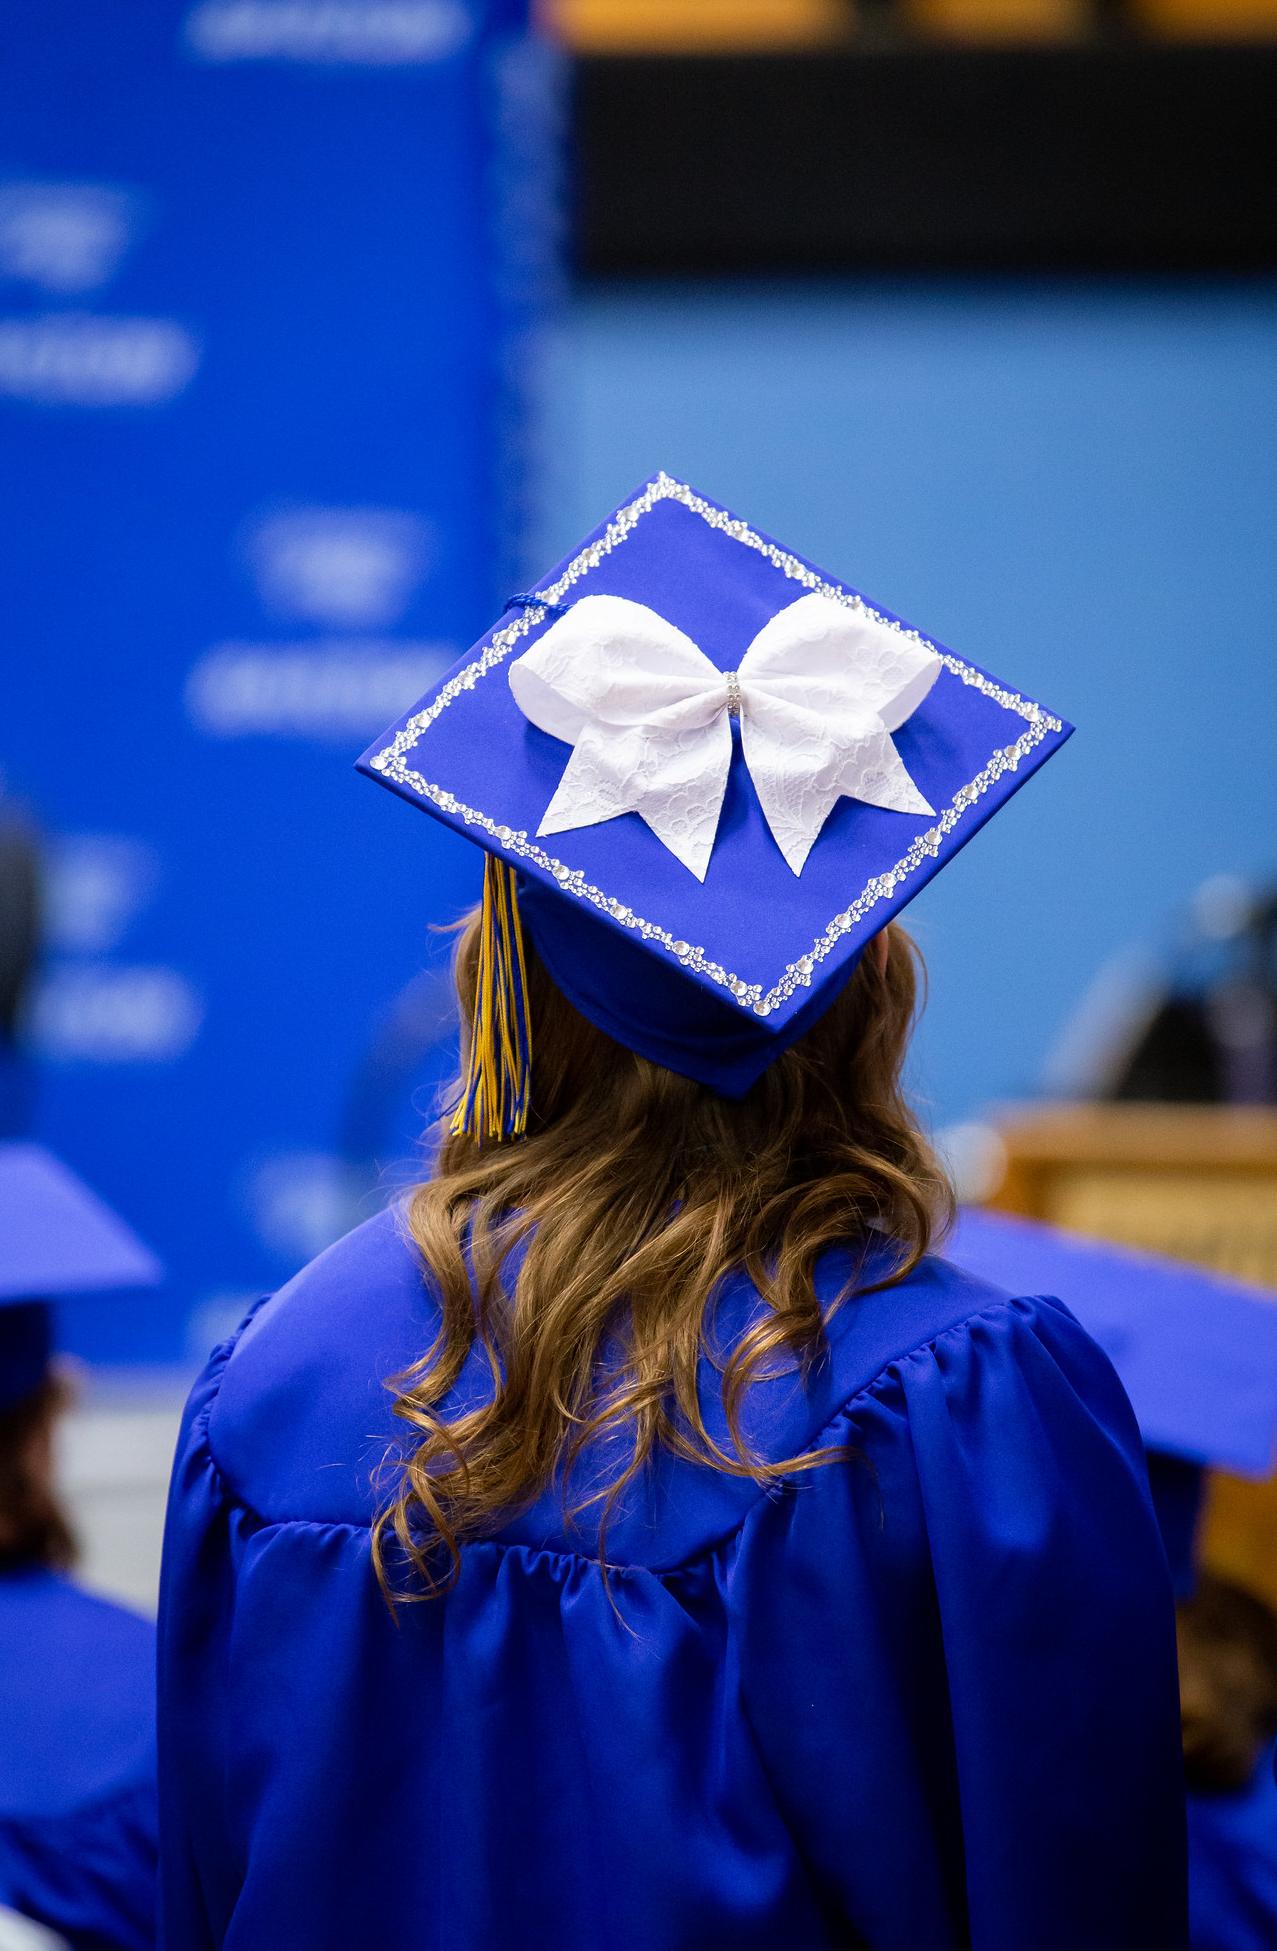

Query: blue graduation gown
[157,1208,1187,1949]
[1187,1739,1277,1951]
[0,1570,156,1950]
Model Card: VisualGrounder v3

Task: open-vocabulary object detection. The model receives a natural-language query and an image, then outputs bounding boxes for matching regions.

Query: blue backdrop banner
[1,0,562,1363]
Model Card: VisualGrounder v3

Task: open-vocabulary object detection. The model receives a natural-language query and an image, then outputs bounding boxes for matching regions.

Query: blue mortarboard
[360,474,1072,1123]
[948,1207,1277,1592]
[0,1142,162,1412]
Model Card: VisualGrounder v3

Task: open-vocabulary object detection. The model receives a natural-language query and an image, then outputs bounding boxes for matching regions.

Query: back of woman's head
[374,911,952,1598]
[0,1373,75,1574]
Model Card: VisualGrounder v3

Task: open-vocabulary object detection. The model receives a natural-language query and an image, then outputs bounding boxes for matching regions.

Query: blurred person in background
[158,488,1186,1949]
[0,1148,162,1951]
[1180,1578,1277,1951]
[948,1210,1277,1951]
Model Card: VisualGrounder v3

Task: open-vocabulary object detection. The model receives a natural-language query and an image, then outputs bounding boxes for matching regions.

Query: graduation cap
[947,1207,1277,1593]
[0,1142,162,1413]
[360,473,1072,1135]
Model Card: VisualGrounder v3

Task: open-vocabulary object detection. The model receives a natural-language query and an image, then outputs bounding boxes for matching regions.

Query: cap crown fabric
[0,1143,162,1304]
[0,1142,162,1410]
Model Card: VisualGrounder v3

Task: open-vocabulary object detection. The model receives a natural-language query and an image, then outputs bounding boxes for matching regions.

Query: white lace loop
[508,592,941,880]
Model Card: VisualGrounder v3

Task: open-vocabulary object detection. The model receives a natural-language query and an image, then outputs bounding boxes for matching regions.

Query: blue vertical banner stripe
[0,0,562,1361]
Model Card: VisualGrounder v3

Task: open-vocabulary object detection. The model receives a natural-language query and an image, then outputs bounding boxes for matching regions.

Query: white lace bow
[508,592,942,880]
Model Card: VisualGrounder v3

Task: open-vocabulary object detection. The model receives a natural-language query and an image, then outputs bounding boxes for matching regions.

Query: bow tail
[744,716,934,875]
[635,727,733,881]
[536,723,641,838]
[536,719,732,883]
[836,721,935,821]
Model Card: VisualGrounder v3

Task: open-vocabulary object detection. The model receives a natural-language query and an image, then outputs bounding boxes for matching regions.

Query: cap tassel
[452,855,533,1145]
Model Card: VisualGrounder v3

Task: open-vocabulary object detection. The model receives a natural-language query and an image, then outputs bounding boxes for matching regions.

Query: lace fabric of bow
[508,592,942,880]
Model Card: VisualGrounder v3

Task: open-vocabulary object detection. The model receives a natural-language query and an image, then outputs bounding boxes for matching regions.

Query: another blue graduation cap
[948,1207,1277,1592]
[360,473,1072,1126]
[0,1142,162,1413]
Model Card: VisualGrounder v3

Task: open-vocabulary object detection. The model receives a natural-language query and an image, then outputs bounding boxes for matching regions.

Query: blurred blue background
[2,0,562,1364]
[2,3,1274,1370]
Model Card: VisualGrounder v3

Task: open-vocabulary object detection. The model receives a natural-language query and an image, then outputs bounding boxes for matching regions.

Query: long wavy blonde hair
[373,909,952,1600]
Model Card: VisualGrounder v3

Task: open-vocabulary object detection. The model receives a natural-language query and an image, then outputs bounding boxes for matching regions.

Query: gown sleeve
[0,1779,156,1951]
[732,1292,1188,1951]
[154,1312,266,1951]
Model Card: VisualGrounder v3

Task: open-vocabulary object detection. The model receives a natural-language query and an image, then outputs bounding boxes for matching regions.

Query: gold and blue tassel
[452,854,533,1144]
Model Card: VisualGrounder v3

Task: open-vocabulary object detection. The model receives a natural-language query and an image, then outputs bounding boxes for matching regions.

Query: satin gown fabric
[1187,1739,1277,1951]
[0,1571,157,1951]
[157,1208,1187,1950]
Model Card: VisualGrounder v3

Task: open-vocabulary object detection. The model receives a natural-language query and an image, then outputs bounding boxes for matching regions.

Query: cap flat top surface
[0,1142,163,1301]
[362,475,1070,1037]
[948,1207,1277,1476]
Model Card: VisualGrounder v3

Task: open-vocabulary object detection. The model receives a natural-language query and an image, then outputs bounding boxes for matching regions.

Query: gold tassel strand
[452,854,533,1144]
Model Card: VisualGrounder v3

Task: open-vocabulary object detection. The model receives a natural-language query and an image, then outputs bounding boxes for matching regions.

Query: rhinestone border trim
[370,473,1063,1020]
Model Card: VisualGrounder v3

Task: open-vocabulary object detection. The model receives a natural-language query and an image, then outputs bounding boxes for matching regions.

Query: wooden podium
[987,1104,1277,1607]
